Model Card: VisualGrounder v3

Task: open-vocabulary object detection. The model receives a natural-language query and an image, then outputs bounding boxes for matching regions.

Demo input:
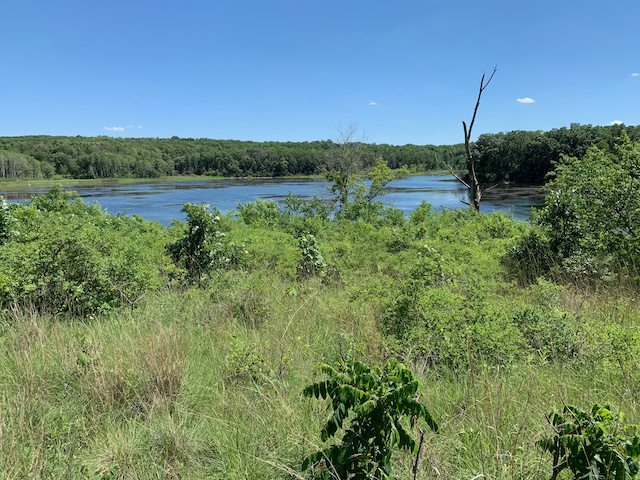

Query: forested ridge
[1,122,638,183]
[0,135,466,180]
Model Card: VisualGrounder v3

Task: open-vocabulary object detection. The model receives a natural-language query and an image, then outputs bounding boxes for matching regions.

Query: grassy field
[0,192,638,479]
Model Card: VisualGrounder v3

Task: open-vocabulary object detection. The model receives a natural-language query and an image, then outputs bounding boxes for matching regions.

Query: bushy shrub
[166,203,245,283]
[297,233,327,279]
[0,196,16,244]
[236,198,281,227]
[385,271,581,369]
[0,188,168,315]
[508,134,640,284]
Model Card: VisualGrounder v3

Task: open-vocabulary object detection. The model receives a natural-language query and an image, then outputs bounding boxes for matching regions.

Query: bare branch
[458,66,497,211]
[448,165,470,189]
[464,65,497,147]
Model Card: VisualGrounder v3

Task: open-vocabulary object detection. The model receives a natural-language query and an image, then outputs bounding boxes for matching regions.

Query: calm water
[0,175,545,225]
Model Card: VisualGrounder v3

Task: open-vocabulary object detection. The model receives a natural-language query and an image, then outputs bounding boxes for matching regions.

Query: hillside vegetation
[0,135,639,479]
[0,136,465,180]
[0,122,638,183]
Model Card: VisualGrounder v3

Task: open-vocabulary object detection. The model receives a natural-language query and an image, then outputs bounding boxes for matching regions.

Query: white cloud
[369,101,378,106]
[104,125,142,132]
[632,73,639,77]
[610,120,624,125]
[516,97,535,104]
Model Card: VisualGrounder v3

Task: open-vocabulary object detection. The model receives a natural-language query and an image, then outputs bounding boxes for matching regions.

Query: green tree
[325,123,365,213]
[536,133,640,271]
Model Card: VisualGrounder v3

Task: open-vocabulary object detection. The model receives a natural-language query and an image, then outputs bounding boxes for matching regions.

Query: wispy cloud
[632,73,639,77]
[516,97,535,104]
[104,125,142,132]
[610,120,624,125]
[369,101,378,106]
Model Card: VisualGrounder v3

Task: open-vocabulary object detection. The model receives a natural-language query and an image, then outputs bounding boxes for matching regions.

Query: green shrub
[236,198,281,227]
[539,404,640,480]
[166,203,245,283]
[512,134,640,284]
[302,358,437,480]
[297,233,327,280]
[0,189,168,315]
[0,196,15,244]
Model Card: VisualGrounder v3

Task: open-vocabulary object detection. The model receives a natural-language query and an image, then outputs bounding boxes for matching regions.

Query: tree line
[0,135,465,180]
[1,123,638,182]
[473,122,640,184]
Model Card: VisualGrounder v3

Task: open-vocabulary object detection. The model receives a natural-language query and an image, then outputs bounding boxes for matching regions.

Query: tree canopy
[0,135,465,180]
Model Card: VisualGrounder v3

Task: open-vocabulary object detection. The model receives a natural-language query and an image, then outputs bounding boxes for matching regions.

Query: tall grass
[1,209,639,479]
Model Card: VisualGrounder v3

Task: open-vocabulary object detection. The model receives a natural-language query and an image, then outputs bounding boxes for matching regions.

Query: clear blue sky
[2,0,638,145]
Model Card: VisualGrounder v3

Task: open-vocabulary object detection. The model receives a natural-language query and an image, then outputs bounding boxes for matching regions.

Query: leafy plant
[302,358,438,480]
[531,133,640,282]
[166,203,245,283]
[538,404,640,480]
[0,196,15,244]
[297,233,327,279]
[236,198,281,227]
[0,188,167,315]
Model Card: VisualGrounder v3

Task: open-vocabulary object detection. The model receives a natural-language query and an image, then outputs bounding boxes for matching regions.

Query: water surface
[0,175,545,225]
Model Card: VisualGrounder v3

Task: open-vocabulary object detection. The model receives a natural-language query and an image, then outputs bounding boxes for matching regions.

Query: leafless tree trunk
[450,66,497,211]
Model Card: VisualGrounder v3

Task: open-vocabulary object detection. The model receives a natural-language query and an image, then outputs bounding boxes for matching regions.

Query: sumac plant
[166,203,244,283]
[302,358,438,480]
[538,403,640,480]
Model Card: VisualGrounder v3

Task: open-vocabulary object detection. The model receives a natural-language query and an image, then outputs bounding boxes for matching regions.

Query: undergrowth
[0,190,639,479]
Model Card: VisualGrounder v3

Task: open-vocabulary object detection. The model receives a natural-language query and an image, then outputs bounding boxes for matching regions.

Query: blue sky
[2,0,638,145]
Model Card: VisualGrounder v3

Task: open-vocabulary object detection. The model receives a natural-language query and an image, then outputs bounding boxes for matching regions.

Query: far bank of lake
[0,175,545,225]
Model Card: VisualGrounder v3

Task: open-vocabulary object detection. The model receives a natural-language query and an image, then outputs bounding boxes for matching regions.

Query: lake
[0,175,545,225]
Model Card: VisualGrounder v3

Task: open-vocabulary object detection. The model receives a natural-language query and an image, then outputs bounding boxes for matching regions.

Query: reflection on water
[0,175,545,226]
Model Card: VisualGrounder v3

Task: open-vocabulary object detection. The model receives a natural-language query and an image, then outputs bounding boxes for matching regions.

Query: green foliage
[474,123,640,183]
[504,227,555,285]
[297,233,328,280]
[539,404,640,480]
[0,188,167,315]
[326,154,409,221]
[0,196,16,244]
[302,358,437,480]
[225,334,266,382]
[545,136,639,253]
[0,150,49,179]
[166,203,245,283]
[512,134,640,283]
[0,134,467,180]
[237,198,281,227]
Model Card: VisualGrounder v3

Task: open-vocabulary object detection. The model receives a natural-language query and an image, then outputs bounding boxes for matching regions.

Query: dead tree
[450,66,497,211]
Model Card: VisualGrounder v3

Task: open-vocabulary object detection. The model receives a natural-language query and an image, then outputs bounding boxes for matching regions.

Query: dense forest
[0,123,637,183]
[473,122,640,183]
[0,135,466,180]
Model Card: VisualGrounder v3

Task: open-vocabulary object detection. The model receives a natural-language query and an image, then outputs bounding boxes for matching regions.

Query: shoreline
[0,170,453,193]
